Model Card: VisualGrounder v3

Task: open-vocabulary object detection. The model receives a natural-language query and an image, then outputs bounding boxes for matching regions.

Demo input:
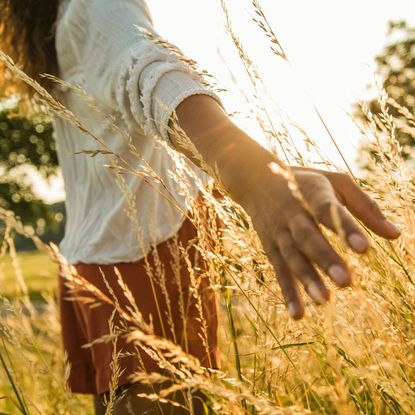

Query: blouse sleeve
[80,0,222,143]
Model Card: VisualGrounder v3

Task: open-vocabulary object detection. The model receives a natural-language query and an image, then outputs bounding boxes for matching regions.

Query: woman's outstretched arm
[75,0,400,319]
[172,94,401,319]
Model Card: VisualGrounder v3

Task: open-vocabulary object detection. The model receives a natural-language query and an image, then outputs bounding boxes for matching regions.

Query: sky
[36,0,415,202]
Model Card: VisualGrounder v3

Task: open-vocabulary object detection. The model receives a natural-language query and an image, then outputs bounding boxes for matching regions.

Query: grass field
[0,250,57,302]
[0,1,414,413]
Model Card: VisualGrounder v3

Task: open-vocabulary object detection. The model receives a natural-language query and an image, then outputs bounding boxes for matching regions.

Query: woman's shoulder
[57,0,154,27]
[55,0,158,80]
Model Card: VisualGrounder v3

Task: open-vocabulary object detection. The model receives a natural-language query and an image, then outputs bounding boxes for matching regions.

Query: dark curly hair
[0,0,60,104]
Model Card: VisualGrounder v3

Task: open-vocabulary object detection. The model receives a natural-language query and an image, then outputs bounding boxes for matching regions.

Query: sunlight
[150,0,415,170]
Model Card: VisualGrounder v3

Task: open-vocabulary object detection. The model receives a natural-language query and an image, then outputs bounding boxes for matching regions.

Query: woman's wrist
[212,131,277,206]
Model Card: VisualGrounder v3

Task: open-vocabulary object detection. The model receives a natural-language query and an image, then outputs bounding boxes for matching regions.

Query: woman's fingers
[315,202,370,253]
[296,171,370,253]
[288,213,352,287]
[276,229,331,305]
[263,242,304,319]
[330,174,401,239]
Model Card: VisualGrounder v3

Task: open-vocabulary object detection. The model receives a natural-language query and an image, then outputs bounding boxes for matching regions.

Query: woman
[0,0,401,413]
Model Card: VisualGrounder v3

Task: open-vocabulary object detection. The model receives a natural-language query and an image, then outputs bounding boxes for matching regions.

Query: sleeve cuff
[139,66,224,144]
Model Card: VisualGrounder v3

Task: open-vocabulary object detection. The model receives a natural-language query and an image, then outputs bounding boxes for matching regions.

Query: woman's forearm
[170,94,277,206]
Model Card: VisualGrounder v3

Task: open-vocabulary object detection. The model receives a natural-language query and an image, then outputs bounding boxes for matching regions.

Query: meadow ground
[0,251,57,302]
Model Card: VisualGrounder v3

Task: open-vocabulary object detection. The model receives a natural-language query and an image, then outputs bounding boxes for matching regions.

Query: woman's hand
[293,166,401,241]
[172,94,401,319]
[243,166,400,319]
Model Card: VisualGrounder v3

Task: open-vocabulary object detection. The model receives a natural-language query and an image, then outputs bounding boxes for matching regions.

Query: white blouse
[54,0,221,264]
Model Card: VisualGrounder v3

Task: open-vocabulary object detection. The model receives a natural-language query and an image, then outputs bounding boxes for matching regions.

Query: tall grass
[0,0,414,413]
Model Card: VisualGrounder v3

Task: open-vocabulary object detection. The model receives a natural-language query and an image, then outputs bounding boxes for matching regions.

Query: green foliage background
[356,21,415,160]
[0,106,64,247]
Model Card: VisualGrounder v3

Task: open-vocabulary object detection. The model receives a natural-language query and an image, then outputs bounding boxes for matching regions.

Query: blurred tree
[0,105,62,232]
[355,21,415,159]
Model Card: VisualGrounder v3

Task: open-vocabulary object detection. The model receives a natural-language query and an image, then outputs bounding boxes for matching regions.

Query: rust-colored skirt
[58,217,220,395]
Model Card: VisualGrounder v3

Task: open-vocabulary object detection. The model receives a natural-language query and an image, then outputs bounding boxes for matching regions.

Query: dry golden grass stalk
[1,3,415,414]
